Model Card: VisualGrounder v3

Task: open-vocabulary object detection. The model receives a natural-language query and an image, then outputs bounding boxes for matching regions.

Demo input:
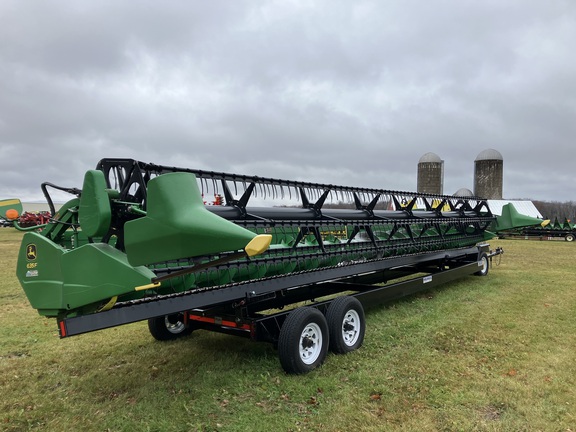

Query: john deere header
[12,158,542,319]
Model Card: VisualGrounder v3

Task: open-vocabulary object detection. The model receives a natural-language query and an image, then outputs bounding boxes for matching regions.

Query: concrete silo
[474,149,503,199]
[417,152,444,195]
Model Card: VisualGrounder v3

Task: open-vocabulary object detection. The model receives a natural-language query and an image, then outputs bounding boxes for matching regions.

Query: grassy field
[1,228,575,431]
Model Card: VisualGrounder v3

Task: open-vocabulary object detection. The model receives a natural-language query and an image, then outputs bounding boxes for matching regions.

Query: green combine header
[9,158,541,373]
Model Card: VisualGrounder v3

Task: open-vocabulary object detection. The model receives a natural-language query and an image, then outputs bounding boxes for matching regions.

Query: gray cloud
[1,0,575,203]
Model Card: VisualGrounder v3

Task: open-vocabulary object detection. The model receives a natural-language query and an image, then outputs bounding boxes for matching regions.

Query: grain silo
[417,152,444,195]
[474,149,503,199]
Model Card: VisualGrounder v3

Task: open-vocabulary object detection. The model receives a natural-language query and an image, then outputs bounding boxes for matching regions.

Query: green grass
[1,228,575,431]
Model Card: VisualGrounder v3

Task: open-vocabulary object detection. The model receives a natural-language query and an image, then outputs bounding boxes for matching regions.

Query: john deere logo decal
[26,244,37,261]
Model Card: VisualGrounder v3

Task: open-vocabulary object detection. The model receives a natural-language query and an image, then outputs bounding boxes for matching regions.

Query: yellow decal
[26,244,37,261]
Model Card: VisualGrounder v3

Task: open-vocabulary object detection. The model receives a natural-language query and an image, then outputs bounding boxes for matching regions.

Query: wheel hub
[299,323,323,365]
[302,336,314,349]
[341,310,360,346]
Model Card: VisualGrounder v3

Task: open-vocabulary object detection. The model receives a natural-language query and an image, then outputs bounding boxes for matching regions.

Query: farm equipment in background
[496,204,575,242]
[1,199,52,228]
[17,211,52,228]
[1,199,23,227]
[500,218,575,242]
[12,158,545,373]
[491,203,549,232]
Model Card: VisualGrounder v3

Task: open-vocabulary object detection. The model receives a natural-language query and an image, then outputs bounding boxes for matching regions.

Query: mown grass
[1,228,575,431]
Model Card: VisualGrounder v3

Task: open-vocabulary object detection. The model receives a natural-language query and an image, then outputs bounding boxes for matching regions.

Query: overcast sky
[1,1,575,203]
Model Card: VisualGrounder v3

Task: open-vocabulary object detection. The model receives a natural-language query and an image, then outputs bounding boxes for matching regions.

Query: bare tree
[533,201,576,224]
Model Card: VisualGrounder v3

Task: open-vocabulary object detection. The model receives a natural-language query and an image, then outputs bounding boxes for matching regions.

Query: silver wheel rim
[480,256,488,274]
[342,309,361,346]
[164,316,186,334]
[299,323,323,365]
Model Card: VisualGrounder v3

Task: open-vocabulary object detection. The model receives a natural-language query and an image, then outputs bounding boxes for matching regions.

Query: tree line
[532,200,576,223]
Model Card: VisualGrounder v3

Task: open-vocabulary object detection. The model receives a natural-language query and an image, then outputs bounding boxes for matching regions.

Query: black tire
[565,233,575,242]
[326,296,365,354]
[475,252,490,276]
[148,313,193,341]
[278,307,329,374]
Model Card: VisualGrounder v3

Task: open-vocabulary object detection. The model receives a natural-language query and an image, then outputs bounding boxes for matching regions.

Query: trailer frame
[499,228,575,242]
[57,243,502,373]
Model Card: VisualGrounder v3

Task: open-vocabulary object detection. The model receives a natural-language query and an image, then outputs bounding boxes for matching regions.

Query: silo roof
[475,149,503,161]
[418,152,442,163]
[453,188,474,197]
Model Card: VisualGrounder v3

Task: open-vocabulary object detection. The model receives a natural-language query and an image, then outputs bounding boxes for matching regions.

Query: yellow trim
[541,219,551,227]
[244,234,272,257]
[135,282,161,291]
[0,199,21,207]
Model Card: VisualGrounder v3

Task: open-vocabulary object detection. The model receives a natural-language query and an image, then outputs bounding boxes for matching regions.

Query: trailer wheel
[278,307,329,374]
[475,253,490,276]
[565,233,575,242]
[326,296,365,354]
[148,313,193,341]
